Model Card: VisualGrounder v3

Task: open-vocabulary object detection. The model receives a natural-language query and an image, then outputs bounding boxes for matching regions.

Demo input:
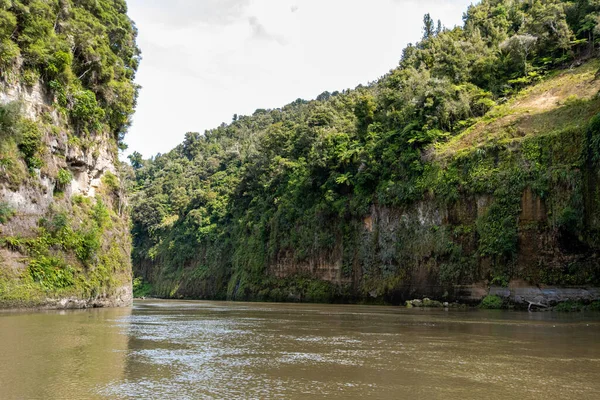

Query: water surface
[1,300,599,399]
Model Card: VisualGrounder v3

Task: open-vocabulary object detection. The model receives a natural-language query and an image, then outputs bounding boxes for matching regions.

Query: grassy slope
[435,60,600,161]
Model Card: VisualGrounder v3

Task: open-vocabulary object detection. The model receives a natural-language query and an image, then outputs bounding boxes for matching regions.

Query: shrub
[55,169,73,195]
[57,168,73,186]
[553,301,585,312]
[305,280,334,303]
[22,69,40,86]
[92,199,110,227]
[71,90,105,133]
[133,277,153,298]
[0,102,21,139]
[29,256,75,291]
[1,236,24,252]
[102,171,119,192]
[477,202,519,259]
[17,119,43,170]
[588,113,600,165]
[73,229,101,265]
[587,301,600,311]
[479,295,504,309]
[0,202,15,224]
[0,38,19,70]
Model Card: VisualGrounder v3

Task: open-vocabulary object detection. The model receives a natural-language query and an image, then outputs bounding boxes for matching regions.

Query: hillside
[0,0,139,308]
[130,0,600,305]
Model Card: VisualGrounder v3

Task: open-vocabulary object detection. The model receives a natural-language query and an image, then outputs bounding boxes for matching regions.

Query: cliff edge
[0,0,139,308]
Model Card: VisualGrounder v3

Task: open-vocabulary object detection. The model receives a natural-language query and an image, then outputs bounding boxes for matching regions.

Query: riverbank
[132,284,600,312]
[0,285,132,310]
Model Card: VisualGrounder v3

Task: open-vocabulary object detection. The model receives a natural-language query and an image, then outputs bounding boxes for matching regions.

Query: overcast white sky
[124,0,474,159]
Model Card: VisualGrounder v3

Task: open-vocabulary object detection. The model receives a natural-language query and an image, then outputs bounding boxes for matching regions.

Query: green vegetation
[553,300,600,312]
[0,0,137,307]
[55,169,73,194]
[16,118,43,170]
[0,103,44,187]
[479,295,505,310]
[2,0,600,306]
[130,0,600,303]
[0,0,140,148]
[132,277,153,298]
[0,202,15,224]
[0,189,131,306]
[406,298,445,308]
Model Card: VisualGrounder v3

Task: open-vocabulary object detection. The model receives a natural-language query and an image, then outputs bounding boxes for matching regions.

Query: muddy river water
[1,300,599,399]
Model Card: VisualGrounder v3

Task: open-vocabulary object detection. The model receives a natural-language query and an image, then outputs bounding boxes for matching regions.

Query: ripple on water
[90,301,600,399]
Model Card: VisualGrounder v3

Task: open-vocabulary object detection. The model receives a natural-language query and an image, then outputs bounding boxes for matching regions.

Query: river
[0,300,599,399]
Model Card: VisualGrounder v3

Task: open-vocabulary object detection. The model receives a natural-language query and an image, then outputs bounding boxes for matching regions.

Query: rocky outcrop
[0,80,132,309]
[267,181,600,305]
[43,285,133,310]
[490,283,600,306]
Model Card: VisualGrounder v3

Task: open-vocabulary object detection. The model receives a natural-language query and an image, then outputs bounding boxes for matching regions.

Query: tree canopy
[0,0,140,146]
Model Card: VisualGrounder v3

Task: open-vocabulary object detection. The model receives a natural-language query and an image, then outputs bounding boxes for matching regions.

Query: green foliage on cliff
[56,168,72,187]
[589,112,600,164]
[0,1,137,307]
[479,295,504,309]
[0,102,44,178]
[0,0,140,146]
[0,187,131,306]
[130,0,600,302]
[0,202,14,223]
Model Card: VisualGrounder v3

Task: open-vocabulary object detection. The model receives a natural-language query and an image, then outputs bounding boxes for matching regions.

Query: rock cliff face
[0,76,132,309]
[0,0,139,309]
[266,180,600,305]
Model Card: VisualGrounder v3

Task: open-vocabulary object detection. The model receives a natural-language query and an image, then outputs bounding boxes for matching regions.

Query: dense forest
[0,0,139,145]
[130,0,600,304]
[0,0,139,307]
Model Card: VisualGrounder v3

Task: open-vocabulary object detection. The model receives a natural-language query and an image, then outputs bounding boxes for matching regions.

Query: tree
[501,34,538,75]
[128,151,144,170]
[423,13,435,40]
[580,13,600,53]
[521,0,571,55]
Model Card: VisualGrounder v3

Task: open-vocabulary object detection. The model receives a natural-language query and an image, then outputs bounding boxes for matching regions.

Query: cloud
[133,0,250,27]
[124,0,474,159]
[248,16,287,45]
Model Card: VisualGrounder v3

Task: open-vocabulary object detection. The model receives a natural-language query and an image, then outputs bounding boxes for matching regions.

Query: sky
[124,0,475,159]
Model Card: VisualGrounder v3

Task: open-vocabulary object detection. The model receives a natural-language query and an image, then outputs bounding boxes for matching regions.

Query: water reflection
[1,301,599,399]
[0,307,131,399]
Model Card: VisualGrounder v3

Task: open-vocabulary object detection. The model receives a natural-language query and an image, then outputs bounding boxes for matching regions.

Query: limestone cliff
[0,0,139,308]
[0,81,131,308]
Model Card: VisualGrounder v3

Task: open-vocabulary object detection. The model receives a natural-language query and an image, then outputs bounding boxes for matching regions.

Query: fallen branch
[527,301,548,311]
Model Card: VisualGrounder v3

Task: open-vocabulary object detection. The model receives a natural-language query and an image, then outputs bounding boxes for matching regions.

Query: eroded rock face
[44,285,133,310]
[271,248,348,284]
[0,80,52,120]
[266,185,600,304]
[491,284,600,306]
[0,80,132,309]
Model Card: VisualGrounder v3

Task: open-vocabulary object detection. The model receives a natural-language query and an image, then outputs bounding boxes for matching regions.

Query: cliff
[260,63,600,305]
[130,0,600,307]
[132,66,600,306]
[0,1,139,308]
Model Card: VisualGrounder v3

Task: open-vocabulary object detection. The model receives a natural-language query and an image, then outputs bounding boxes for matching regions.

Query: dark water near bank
[1,301,600,399]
